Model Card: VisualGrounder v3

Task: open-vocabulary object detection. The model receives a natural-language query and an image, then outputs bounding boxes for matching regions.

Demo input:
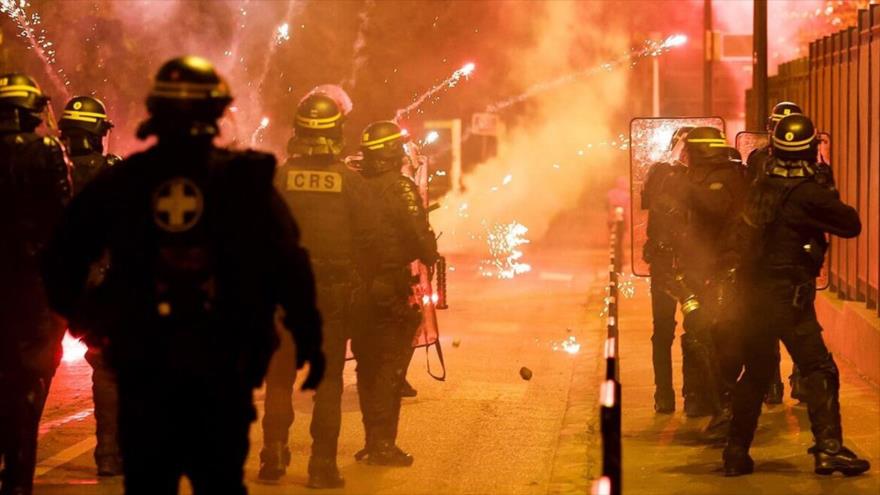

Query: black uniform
[725,113,869,477]
[67,150,125,476]
[682,153,747,407]
[663,137,748,439]
[43,140,322,494]
[262,154,374,469]
[42,53,323,495]
[728,166,858,454]
[641,162,695,413]
[745,146,770,185]
[0,132,71,494]
[355,167,438,458]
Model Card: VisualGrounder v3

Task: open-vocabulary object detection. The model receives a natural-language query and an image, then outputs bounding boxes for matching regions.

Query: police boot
[360,440,414,467]
[702,407,732,443]
[654,387,675,414]
[258,441,290,481]
[96,455,123,477]
[307,456,345,489]
[722,444,754,477]
[400,379,418,398]
[809,439,870,476]
[681,335,711,417]
[354,428,376,462]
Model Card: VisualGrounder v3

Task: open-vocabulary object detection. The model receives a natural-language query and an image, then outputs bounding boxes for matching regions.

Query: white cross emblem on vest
[152,178,204,232]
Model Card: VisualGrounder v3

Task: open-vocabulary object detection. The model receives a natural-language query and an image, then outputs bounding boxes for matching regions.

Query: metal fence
[746,4,880,316]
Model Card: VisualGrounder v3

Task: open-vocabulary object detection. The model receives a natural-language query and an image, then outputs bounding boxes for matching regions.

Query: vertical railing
[593,207,624,495]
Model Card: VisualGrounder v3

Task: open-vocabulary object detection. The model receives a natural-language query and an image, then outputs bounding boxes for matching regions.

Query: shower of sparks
[617,273,637,299]
[274,22,291,45]
[502,174,513,186]
[550,335,581,354]
[479,221,531,280]
[1,0,71,100]
[394,62,476,121]
[485,34,687,113]
[562,336,581,354]
[61,331,87,363]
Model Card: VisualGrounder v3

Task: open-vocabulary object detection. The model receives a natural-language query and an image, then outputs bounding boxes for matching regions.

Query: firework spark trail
[479,221,531,279]
[393,62,475,122]
[255,0,297,93]
[1,0,71,101]
[250,116,270,146]
[222,0,251,72]
[341,0,375,90]
[485,34,686,113]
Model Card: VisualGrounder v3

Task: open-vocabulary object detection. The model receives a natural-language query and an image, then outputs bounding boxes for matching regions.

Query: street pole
[703,0,713,115]
[651,32,660,117]
[752,0,768,130]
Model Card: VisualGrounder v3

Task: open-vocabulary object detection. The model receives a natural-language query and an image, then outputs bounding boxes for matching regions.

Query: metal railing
[593,206,624,495]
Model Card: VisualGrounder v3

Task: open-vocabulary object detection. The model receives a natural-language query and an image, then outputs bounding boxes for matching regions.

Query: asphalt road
[31,249,606,495]
[26,246,880,494]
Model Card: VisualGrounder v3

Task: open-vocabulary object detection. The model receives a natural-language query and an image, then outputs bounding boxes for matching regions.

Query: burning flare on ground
[61,331,87,363]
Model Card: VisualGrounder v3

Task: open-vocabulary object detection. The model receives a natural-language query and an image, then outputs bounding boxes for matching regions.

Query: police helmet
[771,113,817,162]
[289,93,345,156]
[60,96,113,136]
[360,120,410,173]
[767,101,802,132]
[682,126,728,164]
[0,73,48,113]
[138,56,232,139]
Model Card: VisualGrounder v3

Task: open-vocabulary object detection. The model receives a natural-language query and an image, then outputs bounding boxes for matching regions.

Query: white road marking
[34,436,97,477]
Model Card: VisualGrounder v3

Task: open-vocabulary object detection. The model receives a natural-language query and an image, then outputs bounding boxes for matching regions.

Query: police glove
[300,350,326,391]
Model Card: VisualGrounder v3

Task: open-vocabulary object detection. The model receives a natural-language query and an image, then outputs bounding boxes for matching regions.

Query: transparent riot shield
[735,131,770,163]
[816,132,831,290]
[629,117,726,277]
[408,145,446,379]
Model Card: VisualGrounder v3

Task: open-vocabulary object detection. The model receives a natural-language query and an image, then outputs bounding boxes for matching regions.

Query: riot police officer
[60,96,121,193]
[0,73,71,495]
[664,127,747,441]
[260,91,373,488]
[642,126,707,416]
[746,101,809,405]
[58,95,123,476]
[353,121,438,466]
[724,114,870,477]
[42,56,325,494]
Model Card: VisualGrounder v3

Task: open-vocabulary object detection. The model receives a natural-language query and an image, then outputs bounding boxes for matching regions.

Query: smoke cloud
[431,2,630,254]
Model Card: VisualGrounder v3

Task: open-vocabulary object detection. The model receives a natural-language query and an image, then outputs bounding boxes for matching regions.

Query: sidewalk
[618,277,880,495]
